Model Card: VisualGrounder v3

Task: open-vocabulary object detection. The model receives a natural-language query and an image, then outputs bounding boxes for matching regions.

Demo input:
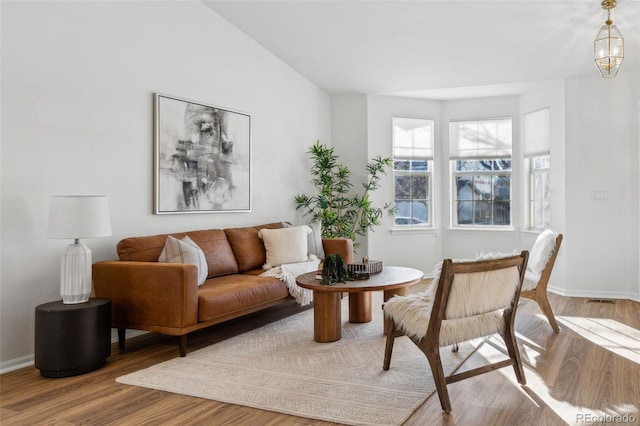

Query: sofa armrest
[322,238,354,264]
[93,261,199,330]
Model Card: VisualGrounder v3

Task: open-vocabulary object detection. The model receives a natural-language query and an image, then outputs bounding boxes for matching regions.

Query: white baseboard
[548,285,640,302]
[0,354,34,375]
[1,329,151,376]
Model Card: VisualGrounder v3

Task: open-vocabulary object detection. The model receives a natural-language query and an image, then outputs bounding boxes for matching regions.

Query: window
[528,155,551,229]
[450,118,512,227]
[392,117,434,227]
[524,108,551,230]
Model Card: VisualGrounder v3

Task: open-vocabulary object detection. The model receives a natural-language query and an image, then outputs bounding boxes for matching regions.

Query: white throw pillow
[259,225,312,269]
[282,221,325,260]
[158,236,208,286]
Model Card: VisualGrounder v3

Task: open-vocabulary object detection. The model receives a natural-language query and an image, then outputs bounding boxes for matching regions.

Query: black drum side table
[35,298,111,378]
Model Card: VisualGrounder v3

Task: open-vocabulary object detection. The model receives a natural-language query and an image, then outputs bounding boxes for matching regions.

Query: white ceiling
[204,0,640,99]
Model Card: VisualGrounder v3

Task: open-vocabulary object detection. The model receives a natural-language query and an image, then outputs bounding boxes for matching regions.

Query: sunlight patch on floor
[479,335,639,425]
[514,331,546,368]
[557,316,640,364]
[476,340,587,424]
[514,361,640,426]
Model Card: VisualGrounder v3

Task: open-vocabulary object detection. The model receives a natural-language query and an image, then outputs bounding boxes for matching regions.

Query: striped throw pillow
[159,235,208,285]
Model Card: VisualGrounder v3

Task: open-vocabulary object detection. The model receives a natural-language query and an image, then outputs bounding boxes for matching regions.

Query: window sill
[447,227,515,235]
[520,229,543,237]
[390,226,437,236]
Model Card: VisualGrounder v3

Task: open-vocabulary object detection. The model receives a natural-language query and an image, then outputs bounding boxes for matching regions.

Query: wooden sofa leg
[179,335,187,357]
[118,328,126,351]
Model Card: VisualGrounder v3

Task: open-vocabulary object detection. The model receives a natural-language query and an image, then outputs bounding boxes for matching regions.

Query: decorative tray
[347,260,383,277]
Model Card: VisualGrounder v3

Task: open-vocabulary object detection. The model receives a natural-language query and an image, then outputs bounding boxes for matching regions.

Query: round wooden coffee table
[296,266,423,342]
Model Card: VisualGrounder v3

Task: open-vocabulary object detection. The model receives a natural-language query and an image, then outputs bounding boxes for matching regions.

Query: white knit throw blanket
[259,259,320,306]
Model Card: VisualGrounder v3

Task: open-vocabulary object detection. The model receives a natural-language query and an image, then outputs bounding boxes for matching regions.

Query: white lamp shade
[48,195,112,239]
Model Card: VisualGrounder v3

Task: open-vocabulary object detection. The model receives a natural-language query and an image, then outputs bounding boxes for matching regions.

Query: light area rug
[116,292,478,426]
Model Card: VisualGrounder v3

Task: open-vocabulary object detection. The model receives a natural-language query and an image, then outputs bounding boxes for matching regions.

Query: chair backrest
[523,232,563,291]
[429,252,529,329]
[534,233,562,287]
[528,229,560,276]
[446,264,521,319]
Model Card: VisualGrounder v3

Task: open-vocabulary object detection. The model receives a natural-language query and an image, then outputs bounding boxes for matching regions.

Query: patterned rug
[117,292,477,425]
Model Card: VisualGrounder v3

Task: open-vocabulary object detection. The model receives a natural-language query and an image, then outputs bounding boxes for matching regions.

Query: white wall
[439,96,522,259]
[330,95,369,256]
[335,94,525,275]
[519,80,567,293]
[0,1,330,369]
[342,84,640,300]
[366,95,442,273]
[2,1,638,374]
[563,68,639,300]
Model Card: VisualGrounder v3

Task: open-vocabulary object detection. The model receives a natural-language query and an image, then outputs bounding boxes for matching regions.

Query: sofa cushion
[258,225,311,268]
[158,236,208,285]
[185,229,239,278]
[117,234,168,262]
[117,229,238,278]
[197,274,290,322]
[224,222,283,272]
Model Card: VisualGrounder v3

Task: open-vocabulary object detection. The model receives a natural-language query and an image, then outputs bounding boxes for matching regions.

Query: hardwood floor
[1,282,639,426]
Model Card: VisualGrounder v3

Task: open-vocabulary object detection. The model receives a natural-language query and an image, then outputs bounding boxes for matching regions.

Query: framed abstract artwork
[154,93,251,214]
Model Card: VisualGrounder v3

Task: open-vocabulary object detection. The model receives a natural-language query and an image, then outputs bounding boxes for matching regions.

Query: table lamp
[47,195,112,304]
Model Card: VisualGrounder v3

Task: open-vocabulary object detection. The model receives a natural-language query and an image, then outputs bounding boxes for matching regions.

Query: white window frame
[392,117,434,228]
[524,108,551,230]
[449,118,513,229]
[527,155,551,230]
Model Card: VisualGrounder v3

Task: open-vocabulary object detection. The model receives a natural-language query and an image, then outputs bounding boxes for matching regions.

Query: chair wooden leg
[383,316,396,370]
[536,290,560,333]
[421,344,452,413]
[502,327,526,385]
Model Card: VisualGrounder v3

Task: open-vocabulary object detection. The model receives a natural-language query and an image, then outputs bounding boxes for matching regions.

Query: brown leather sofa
[93,222,353,356]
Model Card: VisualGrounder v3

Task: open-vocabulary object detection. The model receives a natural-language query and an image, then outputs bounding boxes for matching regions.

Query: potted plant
[295,141,395,249]
[320,253,352,285]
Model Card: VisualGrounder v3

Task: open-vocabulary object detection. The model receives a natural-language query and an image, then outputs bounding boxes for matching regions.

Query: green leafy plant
[295,141,395,248]
[320,253,352,285]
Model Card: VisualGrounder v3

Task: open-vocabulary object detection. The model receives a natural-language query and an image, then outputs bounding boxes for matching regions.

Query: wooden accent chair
[520,231,563,333]
[383,251,529,413]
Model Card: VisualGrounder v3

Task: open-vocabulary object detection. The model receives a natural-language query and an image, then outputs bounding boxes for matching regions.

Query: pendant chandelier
[594,0,624,78]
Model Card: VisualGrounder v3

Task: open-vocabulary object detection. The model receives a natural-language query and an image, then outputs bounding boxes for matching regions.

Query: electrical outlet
[591,190,608,202]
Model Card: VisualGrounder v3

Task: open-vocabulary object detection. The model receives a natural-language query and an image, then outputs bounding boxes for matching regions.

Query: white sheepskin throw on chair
[522,229,558,291]
[384,252,520,347]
